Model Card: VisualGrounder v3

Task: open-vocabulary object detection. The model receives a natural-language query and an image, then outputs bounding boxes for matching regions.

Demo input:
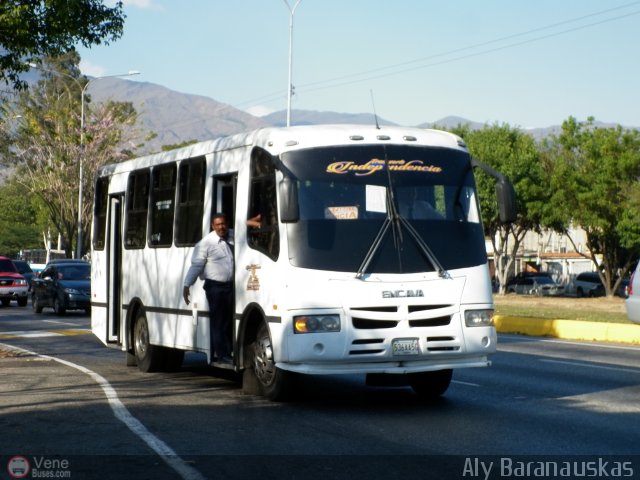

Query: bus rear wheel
[408,369,453,397]
[133,312,163,372]
[252,322,293,401]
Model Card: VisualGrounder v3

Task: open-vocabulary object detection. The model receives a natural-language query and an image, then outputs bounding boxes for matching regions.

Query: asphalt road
[1,303,639,480]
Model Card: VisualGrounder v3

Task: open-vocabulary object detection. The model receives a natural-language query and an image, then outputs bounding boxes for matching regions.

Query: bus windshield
[280,144,487,274]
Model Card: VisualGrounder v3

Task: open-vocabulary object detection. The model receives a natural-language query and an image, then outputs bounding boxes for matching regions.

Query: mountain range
[90,78,580,155]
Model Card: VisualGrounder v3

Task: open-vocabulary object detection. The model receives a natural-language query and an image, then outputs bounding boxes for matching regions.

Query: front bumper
[0,288,28,300]
[64,293,91,310]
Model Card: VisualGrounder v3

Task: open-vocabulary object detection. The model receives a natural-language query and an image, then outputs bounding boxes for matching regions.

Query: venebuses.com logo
[6,455,71,478]
[7,456,30,479]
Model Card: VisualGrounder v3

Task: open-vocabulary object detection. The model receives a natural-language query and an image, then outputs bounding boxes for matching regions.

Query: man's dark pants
[203,279,233,359]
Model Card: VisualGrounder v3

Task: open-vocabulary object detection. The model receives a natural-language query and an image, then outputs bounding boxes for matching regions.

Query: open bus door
[107,195,123,344]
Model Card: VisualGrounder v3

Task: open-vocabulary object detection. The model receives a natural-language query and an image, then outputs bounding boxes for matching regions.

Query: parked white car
[625,263,640,324]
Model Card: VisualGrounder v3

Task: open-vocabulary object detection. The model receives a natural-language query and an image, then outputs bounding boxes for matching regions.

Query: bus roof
[97,124,468,177]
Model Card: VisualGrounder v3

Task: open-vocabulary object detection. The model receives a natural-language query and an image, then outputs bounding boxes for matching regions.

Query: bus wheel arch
[239,305,293,400]
[238,305,264,396]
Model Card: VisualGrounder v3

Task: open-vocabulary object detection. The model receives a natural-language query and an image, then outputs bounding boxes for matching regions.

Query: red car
[0,256,29,307]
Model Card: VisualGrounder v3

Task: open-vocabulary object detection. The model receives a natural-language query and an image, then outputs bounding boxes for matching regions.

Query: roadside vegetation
[1,1,640,291]
[447,121,640,299]
[494,294,629,324]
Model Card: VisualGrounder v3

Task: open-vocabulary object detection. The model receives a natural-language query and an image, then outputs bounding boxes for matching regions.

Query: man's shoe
[211,355,234,369]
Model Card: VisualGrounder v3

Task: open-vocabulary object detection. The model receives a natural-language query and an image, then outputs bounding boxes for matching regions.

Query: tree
[7,53,140,257]
[451,123,550,294]
[548,117,640,296]
[0,179,45,257]
[0,0,125,91]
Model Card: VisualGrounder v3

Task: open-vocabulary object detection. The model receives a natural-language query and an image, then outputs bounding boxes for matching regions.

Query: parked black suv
[31,260,91,315]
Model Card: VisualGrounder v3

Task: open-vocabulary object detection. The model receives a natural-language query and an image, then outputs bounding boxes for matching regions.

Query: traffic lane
[471,335,640,401]
[60,332,640,456]
[0,348,192,480]
[3,322,640,458]
[498,334,640,369]
[0,305,89,334]
[451,335,640,454]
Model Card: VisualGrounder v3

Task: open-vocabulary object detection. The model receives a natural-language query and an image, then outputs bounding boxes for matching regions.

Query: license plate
[392,338,420,356]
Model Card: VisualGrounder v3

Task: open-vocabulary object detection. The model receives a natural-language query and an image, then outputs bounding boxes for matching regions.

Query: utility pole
[283,0,302,127]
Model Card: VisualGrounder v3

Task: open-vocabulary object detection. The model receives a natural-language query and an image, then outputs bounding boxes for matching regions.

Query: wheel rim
[134,318,149,359]
[253,328,276,387]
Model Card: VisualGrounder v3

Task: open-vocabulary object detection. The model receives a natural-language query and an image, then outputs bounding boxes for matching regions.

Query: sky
[76,0,640,128]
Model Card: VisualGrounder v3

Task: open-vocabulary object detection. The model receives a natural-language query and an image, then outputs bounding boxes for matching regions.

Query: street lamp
[77,70,139,259]
[283,0,302,127]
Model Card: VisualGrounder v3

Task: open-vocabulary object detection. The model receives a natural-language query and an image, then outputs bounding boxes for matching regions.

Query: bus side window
[247,148,279,260]
[175,157,206,246]
[148,162,177,248]
[124,169,150,249]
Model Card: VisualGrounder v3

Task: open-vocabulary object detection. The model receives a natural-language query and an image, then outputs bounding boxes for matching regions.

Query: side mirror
[471,157,518,224]
[279,176,299,223]
[496,179,517,223]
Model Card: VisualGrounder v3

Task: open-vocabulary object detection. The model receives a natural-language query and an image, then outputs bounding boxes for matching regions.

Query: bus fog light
[464,309,494,327]
[294,314,341,334]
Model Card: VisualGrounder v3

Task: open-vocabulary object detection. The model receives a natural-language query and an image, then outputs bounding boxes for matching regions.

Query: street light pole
[27,63,140,259]
[283,0,302,127]
[76,71,139,259]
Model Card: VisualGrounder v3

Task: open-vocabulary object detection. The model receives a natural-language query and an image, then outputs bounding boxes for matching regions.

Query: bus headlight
[464,309,494,327]
[294,314,341,334]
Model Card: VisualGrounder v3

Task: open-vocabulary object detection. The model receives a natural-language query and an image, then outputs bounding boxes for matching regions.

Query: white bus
[91,124,516,400]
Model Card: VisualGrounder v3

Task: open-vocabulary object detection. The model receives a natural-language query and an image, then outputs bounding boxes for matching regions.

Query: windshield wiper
[355,217,390,279]
[356,154,449,279]
[399,216,449,279]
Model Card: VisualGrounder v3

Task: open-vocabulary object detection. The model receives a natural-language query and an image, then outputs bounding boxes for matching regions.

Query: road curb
[495,315,640,344]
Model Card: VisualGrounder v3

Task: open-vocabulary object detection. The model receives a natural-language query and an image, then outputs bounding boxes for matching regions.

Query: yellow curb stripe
[55,329,92,336]
[495,315,640,345]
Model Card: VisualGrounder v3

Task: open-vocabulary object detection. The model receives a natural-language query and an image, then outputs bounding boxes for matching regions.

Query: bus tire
[133,312,162,372]
[126,352,137,367]
[252,322,293,401]
[163,348,185,372]
[409,369,453,397]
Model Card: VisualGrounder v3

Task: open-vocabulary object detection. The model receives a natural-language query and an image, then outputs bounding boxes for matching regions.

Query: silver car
[508,275,565,296]
[625,263,640,324]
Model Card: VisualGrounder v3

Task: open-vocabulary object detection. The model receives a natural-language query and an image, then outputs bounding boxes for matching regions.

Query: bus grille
[352,315,451,329]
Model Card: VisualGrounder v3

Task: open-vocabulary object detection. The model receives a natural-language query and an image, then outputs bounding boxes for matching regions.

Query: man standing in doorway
[183,213,234,364]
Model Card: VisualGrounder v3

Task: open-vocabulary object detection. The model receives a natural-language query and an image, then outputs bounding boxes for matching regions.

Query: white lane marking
[452,380,481,387]
[540,358,640,375]
[0,342,206,480]
[42,320,79,326]
[0,329,90,339]
[0,330,62,338]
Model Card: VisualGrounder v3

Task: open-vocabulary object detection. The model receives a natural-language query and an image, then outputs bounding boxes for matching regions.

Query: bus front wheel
[252,322,293,401]
[133,312,163,372]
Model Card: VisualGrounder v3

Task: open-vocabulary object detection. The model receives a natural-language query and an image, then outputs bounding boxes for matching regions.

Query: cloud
[121,0,162,9]
[79,60,107,77]
[245,105,276,117]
